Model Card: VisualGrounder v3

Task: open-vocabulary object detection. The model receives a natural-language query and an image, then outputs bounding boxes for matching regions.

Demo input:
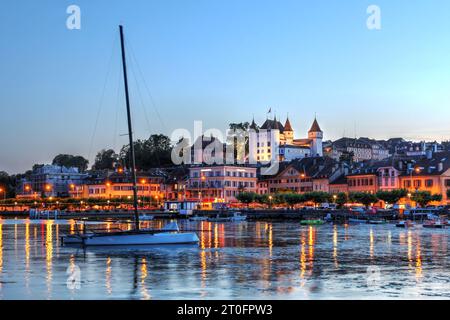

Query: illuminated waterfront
[0,219,449,299]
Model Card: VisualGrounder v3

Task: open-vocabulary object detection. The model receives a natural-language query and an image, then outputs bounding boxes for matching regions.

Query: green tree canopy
[349,192,379,208]
[335,192,348,208]
[120,134,173,170]
[93,149,118,170]
[376,189,408,205]
[411,191,442,207]
[284,193,305,209]
[236,192,257,207]
[303,191,331,206]
[52,154,89,172]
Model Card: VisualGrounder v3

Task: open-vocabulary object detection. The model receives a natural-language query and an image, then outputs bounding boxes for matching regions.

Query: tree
[120,134,173,170]
[52,154,89,172]
[335,192,348,208]
[303,192,331,207]
[349,192,379,208]
[376,189,408,205]
[411,191,442,207]
[93,149,118,170]
[284,193,305,209]
[0,171,16,199]
[236,192,256,208]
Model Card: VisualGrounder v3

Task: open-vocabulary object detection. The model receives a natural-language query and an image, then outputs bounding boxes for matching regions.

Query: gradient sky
[1,0,450,174]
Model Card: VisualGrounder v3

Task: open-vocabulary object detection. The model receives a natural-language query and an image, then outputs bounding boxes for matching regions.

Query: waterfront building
[69,169,166,201]
[186,165,258,207]
[346,171,379,194]
[398,152,450,204]
[16,165,87,198]
[266,157,344,194]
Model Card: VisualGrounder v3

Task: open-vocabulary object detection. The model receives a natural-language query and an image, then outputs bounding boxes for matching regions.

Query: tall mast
[119,25,140,231]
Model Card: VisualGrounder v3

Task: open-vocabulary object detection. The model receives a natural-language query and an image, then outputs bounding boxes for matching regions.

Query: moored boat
[395,220,415,228]
[348,218,367,224]
[189,215,208,222]
[207,212,247,222]
[367,219,387,225]
[139,214,154,221]
[300,219,324,226]
[423,220,446,229]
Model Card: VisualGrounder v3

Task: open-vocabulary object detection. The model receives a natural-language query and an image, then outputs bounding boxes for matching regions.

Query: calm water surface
[0,218,449,300]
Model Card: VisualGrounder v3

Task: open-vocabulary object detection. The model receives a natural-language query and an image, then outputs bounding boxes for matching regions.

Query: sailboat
[63,26,199,247]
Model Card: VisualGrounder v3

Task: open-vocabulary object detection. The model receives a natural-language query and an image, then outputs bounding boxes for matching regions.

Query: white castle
[248,116,323,163]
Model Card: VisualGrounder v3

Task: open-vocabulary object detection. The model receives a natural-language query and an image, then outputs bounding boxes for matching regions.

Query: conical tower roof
[309,118,322,133]
[284,117,293,131]
[249,117,259,131]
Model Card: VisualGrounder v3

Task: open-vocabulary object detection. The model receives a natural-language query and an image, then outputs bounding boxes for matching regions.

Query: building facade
[249,116,324,163]
[186,165,258,204]
[17,165,87,199]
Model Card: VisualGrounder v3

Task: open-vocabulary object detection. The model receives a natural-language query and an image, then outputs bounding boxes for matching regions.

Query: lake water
[0,218,449,300]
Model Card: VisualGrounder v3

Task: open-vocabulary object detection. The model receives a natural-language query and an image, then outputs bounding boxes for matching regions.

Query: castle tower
[308,118,323,157]
[284,116,294,145]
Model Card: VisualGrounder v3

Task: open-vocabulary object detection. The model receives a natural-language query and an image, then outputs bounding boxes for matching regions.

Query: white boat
[189,216,208,221]
[81,230,199,246]
[423,219,447,229]
[208,212,247,222]
[139,214,154,221]
[396,220,415,228]
[62,222,199,246]
[348,218,367,224]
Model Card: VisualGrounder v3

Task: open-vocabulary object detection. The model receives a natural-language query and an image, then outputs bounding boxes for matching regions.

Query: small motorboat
[300,219,324,226]
[423,220,446,229]
[139,214,154,221]
[348,218,367,224]
[207,212,247,222]
[367,219,387,225]
[189,215,208,222]
[395,220,415,228]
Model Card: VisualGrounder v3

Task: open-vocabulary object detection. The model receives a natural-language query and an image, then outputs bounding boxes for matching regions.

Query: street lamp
[0,188,5,201]
[268,195,273,208]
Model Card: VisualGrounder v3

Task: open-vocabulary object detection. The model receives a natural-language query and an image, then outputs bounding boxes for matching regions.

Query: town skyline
[2,1,450,174]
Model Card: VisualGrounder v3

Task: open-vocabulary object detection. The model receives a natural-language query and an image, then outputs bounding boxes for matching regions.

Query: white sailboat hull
[82,231,199,246]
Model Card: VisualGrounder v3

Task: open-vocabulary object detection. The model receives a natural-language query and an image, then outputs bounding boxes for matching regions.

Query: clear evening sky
[1,0,450,174]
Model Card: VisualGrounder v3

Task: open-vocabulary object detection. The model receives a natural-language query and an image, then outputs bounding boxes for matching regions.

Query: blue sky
[1,0,450,173]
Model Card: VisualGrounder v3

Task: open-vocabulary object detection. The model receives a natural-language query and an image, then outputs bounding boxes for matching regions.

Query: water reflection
[106,256,112,295]
[333,225,338,268]
[140,257,151,300]
[46,221,53,298]
[0,220,449,299]
[0,223,3,289]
